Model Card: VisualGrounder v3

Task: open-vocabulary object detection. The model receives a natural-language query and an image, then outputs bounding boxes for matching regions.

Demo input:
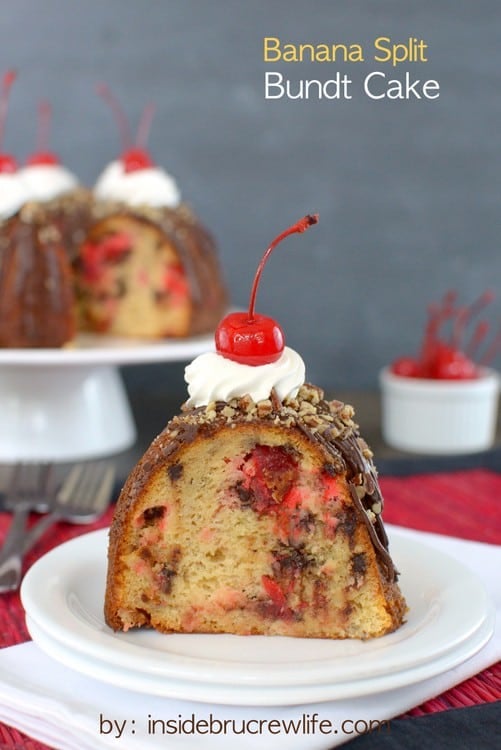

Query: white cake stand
[0,333,214,463]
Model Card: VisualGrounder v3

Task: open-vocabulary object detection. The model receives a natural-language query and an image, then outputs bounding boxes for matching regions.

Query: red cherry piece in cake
[215,214,319,366]
[99,232,132,262]
[80,242,105,283]
[261,575,287,610]
[162,264,189,299]
[238,445,299,516]
[80,233,131,282]
[25,101,60,166]
[0,70,18,173]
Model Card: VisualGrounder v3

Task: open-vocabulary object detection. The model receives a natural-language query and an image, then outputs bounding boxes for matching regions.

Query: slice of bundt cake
[104,215,407,639]
[105,384,406,638]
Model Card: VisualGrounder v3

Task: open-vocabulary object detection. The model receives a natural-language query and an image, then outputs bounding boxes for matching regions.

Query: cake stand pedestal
[0,333,214,463]
[0,364,135,462]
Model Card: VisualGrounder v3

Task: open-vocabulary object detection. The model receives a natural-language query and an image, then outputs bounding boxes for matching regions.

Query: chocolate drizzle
[296,422,397,582]
[334,433,395,580]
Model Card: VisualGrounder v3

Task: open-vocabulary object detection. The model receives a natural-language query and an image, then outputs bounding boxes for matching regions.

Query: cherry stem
[96,82,132,151]
[35,99,51,153]
[136,102,156,149]
[451,290,494,348]
[247,214,319,321]
[0,69,16,152]
[479,320,501,366]
[466,321,489,358]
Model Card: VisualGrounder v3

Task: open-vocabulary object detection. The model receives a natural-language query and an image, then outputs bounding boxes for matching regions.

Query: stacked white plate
[21,527,495,706]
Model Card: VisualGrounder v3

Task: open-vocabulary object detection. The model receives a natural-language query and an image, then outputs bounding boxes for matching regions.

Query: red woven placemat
[379,468,501,545]
[0,469,500,749]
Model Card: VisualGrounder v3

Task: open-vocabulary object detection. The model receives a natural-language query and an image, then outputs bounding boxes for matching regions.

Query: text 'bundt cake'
[104,215,407,640]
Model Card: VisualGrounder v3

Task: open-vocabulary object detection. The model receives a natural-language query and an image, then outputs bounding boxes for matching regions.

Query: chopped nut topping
[177,382,361,451]
[256,399,273,417]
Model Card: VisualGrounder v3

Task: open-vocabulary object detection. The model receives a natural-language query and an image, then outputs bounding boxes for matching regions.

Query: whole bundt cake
[104,216,407,639]
[0,82,227,348]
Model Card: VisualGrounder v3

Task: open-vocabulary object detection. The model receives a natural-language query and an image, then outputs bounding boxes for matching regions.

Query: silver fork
[0,462,54,554]
[0,460,115,593]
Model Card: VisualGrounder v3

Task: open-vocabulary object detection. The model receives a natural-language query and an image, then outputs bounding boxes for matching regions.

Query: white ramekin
[379,366,500,455]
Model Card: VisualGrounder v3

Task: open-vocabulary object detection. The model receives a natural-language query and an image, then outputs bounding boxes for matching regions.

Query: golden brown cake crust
[0,189,93,348]
[0,199,84,348]
[105,384,407,638]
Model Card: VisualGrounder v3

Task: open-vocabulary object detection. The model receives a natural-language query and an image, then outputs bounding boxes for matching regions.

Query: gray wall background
[2,0,500,395]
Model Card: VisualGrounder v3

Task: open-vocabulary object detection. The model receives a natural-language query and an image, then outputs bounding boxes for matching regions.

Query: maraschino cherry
[25,100,59,166]
[97,83,155,172]
[391,290,499,380]
[0,70,18,173]
[215,214,319,366]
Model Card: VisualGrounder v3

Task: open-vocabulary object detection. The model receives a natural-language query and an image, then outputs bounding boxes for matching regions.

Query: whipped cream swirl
[0,173,30,220]
[184,347,306,408]
[94,160,180,208]
[19,164,79,202]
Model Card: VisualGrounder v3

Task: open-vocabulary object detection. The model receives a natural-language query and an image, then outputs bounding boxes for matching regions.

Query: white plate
[0,332,215,368]
[21,528,495,706]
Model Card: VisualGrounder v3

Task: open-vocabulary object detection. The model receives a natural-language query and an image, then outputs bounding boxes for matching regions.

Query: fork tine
[75,462,115,512]
[4,462,52,505]
[55,464,86,507]
[90,464,116,512]
[6,464,23,498]
[71,461,107,504]
[57,461,114,512]
[36,463,54,497]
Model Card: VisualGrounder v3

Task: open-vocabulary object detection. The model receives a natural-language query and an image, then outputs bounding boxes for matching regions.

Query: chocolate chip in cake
[142,505,167,525]
[234,480,253,507]
[297,510,316,533]
[351,552,367,576]
[157,565,177,594]
[338,507,357,539]
[168,462,184,481]
[272,544,315,573]
[323,462,339,478]
[155,546,182,594]
[272,543,315,576]
[114,278,127,298]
